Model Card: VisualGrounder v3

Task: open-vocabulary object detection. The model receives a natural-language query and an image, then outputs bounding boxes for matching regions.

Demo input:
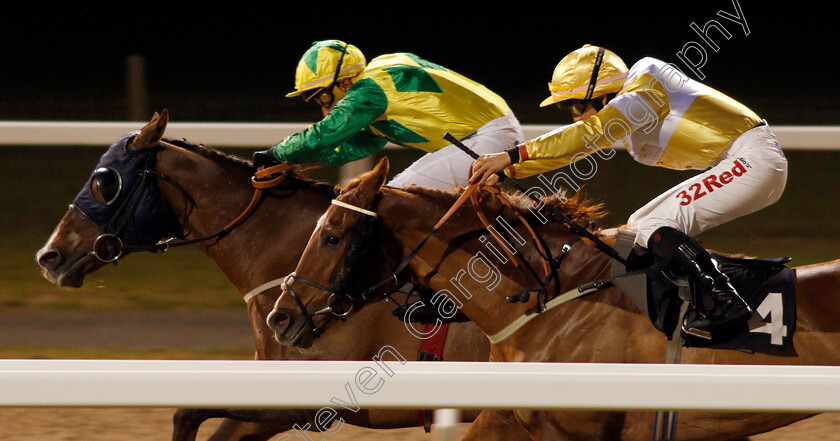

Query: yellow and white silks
[511,57,788,246]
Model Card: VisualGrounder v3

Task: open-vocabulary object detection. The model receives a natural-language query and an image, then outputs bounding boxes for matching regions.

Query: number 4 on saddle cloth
[611,229,796,355]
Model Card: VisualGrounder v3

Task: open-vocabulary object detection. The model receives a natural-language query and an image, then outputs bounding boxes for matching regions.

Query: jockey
[468,44,788,340]
[253,39,524,189]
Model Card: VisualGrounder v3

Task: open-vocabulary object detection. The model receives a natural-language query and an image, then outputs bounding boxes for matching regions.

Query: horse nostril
[37,250,63,271]
[267,310,292,334]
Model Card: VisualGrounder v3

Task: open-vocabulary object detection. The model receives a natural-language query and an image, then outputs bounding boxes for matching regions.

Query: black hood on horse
[71,131,180,247]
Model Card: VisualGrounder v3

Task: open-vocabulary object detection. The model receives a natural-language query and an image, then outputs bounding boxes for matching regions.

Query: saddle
[611,229,796,355]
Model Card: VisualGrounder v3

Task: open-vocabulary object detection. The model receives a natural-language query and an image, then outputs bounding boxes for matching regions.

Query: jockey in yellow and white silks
[252,40,523,189]
[469,44,788,341]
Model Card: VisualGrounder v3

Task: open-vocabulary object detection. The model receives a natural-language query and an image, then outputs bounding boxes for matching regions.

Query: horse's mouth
[43,253,105,288]
[273,317,315,349]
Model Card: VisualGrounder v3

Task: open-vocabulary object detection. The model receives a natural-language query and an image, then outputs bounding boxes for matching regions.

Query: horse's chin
[44,254,104,288]
[275,338,322,358]
[273,322,316,350]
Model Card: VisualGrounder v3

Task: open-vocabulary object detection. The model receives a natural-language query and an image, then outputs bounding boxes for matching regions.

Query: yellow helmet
[539,44,628,107]
[286,40,367,98]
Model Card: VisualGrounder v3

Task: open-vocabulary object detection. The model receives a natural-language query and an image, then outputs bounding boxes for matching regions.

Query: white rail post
[433,408,462,441]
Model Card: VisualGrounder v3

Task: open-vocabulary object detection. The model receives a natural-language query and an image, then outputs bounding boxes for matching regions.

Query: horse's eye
[325,235,340,246]
[90,167,122,205]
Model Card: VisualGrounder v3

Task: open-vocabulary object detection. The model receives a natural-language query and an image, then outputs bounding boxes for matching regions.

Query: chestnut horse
[35,111,491,441]
[269,156,840,441]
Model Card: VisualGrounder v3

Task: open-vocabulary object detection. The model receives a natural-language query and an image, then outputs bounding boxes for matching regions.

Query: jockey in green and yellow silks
[253,39,523,189]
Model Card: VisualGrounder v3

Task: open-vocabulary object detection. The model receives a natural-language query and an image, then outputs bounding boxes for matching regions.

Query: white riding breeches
[627,122,788,247]
[388,112,524,190]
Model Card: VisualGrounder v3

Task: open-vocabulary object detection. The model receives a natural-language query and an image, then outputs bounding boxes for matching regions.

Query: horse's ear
[132,109,169,149]
[369,156,389,188]
[353,156,389,205]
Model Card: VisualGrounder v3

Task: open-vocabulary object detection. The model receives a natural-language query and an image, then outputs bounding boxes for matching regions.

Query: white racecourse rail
[0,121,839,150]
[2,360,840,411]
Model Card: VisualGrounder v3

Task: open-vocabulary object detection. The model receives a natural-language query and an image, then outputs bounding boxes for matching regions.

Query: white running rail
[0,122,838,150]
[1,360,840,411]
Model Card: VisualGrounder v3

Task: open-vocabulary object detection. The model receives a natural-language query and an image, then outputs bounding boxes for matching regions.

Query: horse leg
[461,409,535,441]
[173,408,225,441]
[205,419,285,441]
[172,408,314,441]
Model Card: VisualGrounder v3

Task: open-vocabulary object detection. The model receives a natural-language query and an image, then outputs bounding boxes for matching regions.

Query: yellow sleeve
[508,105,629,179]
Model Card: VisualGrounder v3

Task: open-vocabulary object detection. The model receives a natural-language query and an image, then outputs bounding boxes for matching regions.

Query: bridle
[281,183,582,338]
[280,197,389,337]
[72,141,294,263]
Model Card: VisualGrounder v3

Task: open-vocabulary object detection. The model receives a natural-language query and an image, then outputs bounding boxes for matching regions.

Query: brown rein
[197,163,294,237]
[142,163,294,253]
[414,183,562,306]
[220,163,294,233]
[468,185,552,279]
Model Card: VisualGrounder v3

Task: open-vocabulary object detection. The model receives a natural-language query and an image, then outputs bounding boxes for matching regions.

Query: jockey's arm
[321,129,388,166]
[507,104,629,179]
[271,79,389,166]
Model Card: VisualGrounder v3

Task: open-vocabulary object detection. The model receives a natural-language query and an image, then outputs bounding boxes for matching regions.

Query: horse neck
[154,144,333,300]
[380,187,618,340]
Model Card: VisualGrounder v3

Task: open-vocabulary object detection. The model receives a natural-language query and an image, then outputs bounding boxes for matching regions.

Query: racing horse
[268,156,840,441]
[35,111,495,441]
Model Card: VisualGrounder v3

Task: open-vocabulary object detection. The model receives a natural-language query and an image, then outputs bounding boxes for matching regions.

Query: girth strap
[487,269,646,344]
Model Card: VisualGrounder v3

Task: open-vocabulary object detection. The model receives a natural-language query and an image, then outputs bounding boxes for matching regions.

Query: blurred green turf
[3,144,837,310]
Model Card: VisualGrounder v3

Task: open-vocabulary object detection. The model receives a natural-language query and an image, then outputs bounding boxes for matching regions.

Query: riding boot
[647,227,752,340]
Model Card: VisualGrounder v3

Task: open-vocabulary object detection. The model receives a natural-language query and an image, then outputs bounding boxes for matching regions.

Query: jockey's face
[303,78,351,116]
[321,84,347,116]
[572,101,600,122]
[559,96,607,122]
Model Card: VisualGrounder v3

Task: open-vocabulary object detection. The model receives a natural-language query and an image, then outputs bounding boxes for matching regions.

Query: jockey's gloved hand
[252,149,278,169]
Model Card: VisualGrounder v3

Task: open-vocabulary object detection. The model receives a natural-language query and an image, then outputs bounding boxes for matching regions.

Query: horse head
[267,156,407,347]
[36,110,181,287]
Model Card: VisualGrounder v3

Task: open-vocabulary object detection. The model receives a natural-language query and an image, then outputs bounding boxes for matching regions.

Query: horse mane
[395,184,608,226]
[163,138,337,196]
[503,188,608,225]
[164,137,256,170]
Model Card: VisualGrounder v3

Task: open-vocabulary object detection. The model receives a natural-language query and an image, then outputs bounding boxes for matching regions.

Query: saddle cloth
[611,229,796,355]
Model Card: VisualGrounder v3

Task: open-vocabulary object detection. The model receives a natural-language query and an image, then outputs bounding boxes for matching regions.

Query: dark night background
[2,2,837,126]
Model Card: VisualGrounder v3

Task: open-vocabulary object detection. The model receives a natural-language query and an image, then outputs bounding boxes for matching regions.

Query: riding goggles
[304,87,337,108]
[301,42,349,109]
[557,100,590,117]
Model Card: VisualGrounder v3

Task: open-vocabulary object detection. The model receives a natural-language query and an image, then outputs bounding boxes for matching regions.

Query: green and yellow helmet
[286,40,367,98]
[539,44,628,107]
